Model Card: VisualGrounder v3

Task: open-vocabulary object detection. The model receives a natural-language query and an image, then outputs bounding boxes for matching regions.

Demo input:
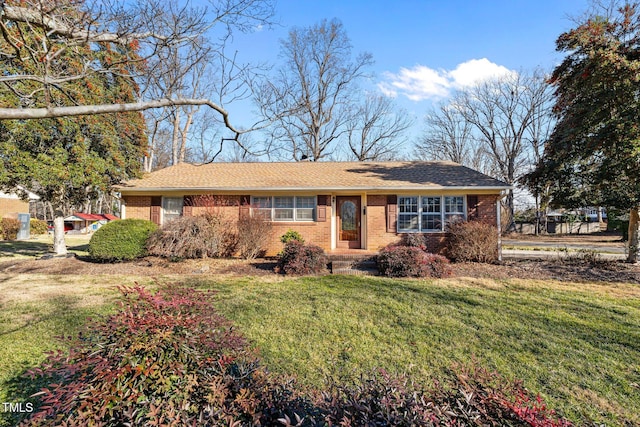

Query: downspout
[497,190,507,262]
[497,197,502,262]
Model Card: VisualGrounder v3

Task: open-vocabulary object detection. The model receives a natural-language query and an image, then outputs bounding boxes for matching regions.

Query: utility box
[17,213,30,240]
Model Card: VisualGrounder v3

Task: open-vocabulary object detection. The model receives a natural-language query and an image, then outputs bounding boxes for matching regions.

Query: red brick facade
[123,193,500,257]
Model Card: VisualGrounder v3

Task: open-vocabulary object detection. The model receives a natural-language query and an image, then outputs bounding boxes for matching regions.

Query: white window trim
[397,195,467,233]
[251,196,316,222]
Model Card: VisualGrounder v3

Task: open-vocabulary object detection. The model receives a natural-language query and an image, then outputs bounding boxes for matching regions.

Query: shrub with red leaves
[377,245,452,278]
[320,364,573,427]
[276,240,328,275]
[20,285,310,427]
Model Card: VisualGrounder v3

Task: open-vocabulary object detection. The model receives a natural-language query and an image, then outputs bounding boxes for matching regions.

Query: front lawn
[0,271,638,425]
[202,275,640,425]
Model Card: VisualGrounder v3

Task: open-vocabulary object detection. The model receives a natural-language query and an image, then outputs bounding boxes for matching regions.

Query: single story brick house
[117,161,510,256]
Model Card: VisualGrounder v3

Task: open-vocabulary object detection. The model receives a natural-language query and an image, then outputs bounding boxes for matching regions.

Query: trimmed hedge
[377,245,452,278]
[30,219,49,235]
[88,219,157,261]
[0,217,20,240]
[276,240,328,275]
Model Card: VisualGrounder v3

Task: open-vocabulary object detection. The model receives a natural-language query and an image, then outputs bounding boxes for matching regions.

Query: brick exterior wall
[123,196,152,222]
[123,192,499,257]
[0,197,29,218]
[366,193,499,255]
[123,194,332,257]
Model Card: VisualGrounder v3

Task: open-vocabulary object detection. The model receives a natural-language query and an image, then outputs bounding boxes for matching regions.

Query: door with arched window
[336,196,361,249]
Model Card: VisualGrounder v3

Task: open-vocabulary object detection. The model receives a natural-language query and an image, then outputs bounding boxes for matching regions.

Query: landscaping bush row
[18,285,573,426]
[376,220,499,277]
[88,214,273,262]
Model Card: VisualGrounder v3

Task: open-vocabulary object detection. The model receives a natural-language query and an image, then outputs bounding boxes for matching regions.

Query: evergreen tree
[525,1,640,262]
[0,0,146,255]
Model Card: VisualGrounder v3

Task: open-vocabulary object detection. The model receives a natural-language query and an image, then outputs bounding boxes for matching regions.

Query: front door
[337,196,361,249]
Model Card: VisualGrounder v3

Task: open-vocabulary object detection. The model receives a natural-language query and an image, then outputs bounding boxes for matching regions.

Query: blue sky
[225,0,591,134]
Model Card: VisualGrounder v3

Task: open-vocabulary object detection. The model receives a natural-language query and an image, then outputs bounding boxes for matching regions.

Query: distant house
[62,213,118,234]
[117,161,510,256]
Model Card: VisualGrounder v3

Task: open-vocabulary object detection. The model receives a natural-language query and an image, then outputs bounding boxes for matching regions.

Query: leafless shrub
[447,221,499,263]
[147,213,237,259]
[236,215,272,259]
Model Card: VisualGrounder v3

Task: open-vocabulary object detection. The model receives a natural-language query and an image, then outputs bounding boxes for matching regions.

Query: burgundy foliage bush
[377,245,452,278]
[321,364,573,427]
[20,285,307,427]
[276,240,328,275]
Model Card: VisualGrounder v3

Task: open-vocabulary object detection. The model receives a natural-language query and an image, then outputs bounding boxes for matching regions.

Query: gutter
[116,185,514,193]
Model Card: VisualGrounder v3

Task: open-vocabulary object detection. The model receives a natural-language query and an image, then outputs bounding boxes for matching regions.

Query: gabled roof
[118,161,510,193]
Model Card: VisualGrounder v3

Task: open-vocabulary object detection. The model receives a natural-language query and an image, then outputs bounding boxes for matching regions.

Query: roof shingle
[118,161,510,192]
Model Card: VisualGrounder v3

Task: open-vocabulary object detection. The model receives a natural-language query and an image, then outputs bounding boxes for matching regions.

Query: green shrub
[280,229,305,245]
[377,245,452,278]
[88,219,157,261]
[29,219,49,235]
[607,218,629,241]
[447,220,499,263]
[0,217,20,240]
[146,214,236,259]
[276,240,328,275]
[237,215,272,259]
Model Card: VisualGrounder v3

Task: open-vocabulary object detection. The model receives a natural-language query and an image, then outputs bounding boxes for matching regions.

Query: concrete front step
[330,259,378,276]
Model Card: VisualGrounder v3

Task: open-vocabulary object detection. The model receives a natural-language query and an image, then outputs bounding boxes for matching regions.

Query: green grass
[0,234,91,259]
[197,275,640,426]
[0,272,638,426]
[0,273,157,427]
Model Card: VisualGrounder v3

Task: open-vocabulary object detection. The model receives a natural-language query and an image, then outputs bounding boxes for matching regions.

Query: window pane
[422,196,441,213]
[253,197,271,209]
[296,196,315,209]
[163,197,183,223]
[444,196,464,214]
[421,214,442,231]
[398,214,419,231]
[274,197,294,208]
[296,208,314,220]
[399,196,418,213]
[274,209,294,220]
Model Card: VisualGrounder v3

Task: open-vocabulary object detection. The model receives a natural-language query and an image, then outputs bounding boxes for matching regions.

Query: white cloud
[378,58,516,101]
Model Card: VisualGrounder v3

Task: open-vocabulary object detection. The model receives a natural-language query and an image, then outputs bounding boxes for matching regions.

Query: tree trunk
[628,207,639,263]
[53,214,68,256]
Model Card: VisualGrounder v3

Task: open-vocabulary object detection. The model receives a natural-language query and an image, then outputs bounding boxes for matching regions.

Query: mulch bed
[0,255,638,284]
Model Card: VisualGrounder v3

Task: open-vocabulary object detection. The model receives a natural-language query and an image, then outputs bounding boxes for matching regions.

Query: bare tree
[345,95,413,161]
[415,102,488,172]
[257,18,373,161]
[0,0,275,144]
[452,70,552,229]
